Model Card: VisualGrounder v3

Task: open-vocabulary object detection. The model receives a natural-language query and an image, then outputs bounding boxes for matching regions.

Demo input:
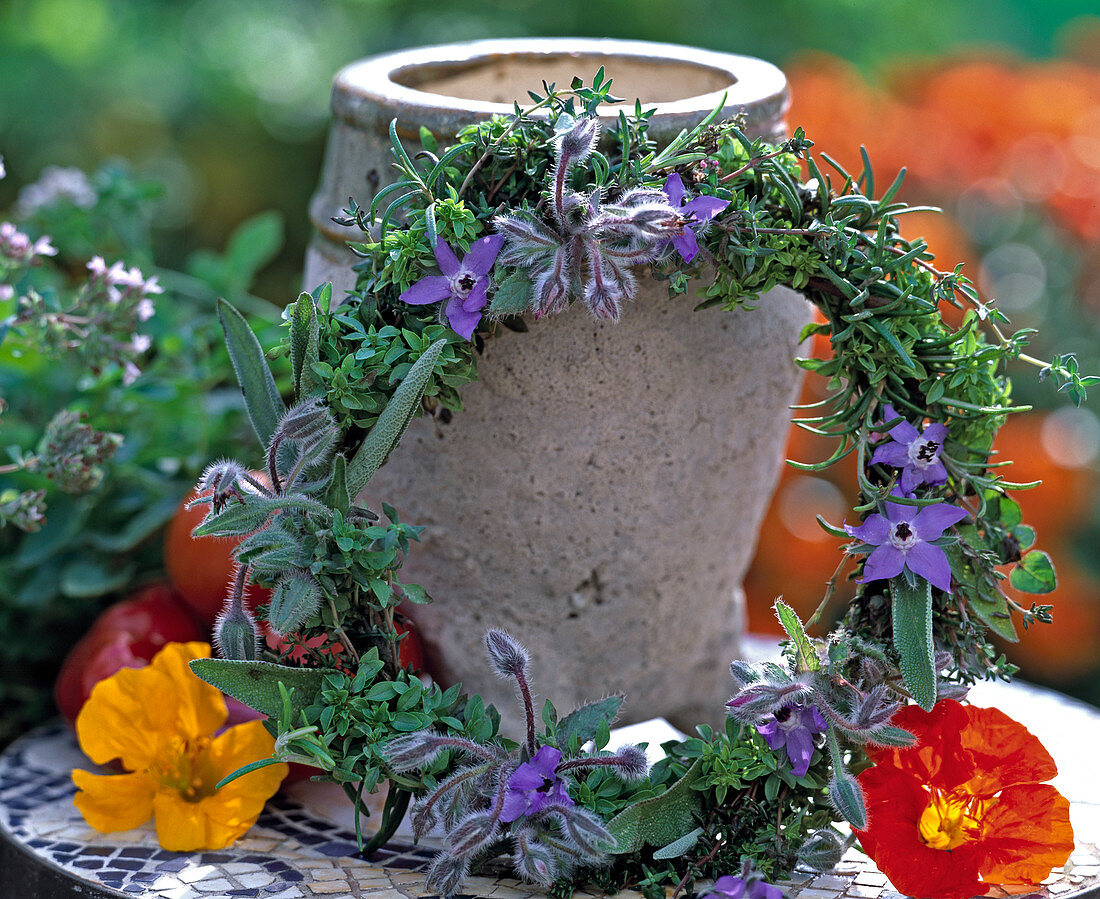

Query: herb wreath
[189,71,1095,897]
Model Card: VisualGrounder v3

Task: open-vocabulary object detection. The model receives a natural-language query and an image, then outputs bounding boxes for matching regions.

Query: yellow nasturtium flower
[72,641,287,851]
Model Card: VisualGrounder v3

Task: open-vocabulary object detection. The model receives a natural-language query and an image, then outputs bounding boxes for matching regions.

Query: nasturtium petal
[76,666,180,769]
[960,705,1058,795]
[207,719,287,804]
[149,642,227,740]
[978,783,1073,886]
[72,769,157,833]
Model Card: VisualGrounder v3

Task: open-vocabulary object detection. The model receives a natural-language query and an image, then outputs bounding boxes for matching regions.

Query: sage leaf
[890,576,936,711]
[346,338,445,497]
[218,298,285,448]
[606,759,703,854]
[189,658,329,719]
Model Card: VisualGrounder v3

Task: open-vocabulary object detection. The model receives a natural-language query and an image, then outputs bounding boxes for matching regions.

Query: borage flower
[702,860,782,899]
[855,699,1073,899]
[662,173,729,263]
[501,745,573,822]
[72,641,286,851]
[756,702,827,777]
[871,404,949,493]
[845,492,967,593]
[399,234,505,340]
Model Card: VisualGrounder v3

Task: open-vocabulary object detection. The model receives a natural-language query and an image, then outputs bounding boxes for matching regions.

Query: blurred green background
[2,0,1099,721]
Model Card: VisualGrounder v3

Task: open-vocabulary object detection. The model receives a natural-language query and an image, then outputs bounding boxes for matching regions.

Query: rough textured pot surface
[307,39,812,731]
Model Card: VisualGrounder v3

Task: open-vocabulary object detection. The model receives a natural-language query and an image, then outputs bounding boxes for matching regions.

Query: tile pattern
[3,674,1100,899]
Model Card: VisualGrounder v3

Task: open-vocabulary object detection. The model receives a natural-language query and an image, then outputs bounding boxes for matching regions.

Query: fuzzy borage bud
[556,116,599,164]
[484,628,530,678]
[214,600,261,661]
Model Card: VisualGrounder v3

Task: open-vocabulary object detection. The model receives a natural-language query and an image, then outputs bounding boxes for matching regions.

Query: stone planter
[305,39,812,731]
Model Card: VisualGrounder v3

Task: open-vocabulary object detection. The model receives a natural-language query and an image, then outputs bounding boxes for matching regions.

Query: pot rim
[332,37,787,130]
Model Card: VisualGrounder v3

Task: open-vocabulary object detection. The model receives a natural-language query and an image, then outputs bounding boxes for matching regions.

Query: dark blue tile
[73,859,105,870]
[199,852,233,864]
[111,859,145,870]
[119,847,156,858]
[51,842,81,852]
[156,858,189,872]
[316,841,357,857]
[153,849,188,860]
[27,839,50,849]
[281,871,304,882]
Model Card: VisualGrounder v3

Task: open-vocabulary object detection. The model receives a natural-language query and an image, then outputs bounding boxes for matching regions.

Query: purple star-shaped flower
[845,491,968,593]
[399,234,505,340]
[662,173,729,263]
[703,873,783,899]
[500,745,573,823]
[870,404,950,493]
[756,702,827,778]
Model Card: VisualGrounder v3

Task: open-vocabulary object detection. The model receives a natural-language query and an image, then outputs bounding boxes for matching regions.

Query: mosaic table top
[3,673,1100,899]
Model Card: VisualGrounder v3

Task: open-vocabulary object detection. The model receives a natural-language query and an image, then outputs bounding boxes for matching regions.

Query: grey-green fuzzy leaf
[218,298,285,448]
[346,339,446,497]
[890,576,936,711]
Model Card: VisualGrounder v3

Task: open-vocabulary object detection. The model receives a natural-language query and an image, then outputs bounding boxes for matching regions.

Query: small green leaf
[290,291,322,398]
[555,696,623,750]
[346,339,446,496]
[774,599,820,672]
[968,589,1018,642]
[193,501,271,537]
[1010,550,1057,594]
[216,756,287,790]
[489,271,534,316]
[606,759,703,854]
[890,576,936,711]
[218,298,285,448]
[325,455,351,515]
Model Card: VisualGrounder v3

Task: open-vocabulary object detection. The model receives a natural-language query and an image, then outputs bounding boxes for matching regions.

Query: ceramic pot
[305,39,811,731]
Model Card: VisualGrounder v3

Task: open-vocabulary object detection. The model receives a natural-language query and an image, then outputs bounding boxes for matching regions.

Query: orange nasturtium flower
[72,641,287,851]
[855,699,1073,899]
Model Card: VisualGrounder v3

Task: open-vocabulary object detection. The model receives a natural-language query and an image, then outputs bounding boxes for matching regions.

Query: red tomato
[54,584,205,727]
[164,486,271,623]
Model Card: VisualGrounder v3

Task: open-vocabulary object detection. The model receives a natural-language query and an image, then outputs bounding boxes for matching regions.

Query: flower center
[890,520,918,550]
[152,737,216,803]
[908,437,941,469]
[450,271,477,298]
[918,787,991,850]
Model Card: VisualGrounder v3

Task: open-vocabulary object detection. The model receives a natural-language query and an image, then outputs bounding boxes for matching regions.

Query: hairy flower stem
[826,724,845,773]
[415,764,492,828]
[557,756,632,774]
[266,432,284,494]
[513,666,537,755]
[229,563,249,613]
